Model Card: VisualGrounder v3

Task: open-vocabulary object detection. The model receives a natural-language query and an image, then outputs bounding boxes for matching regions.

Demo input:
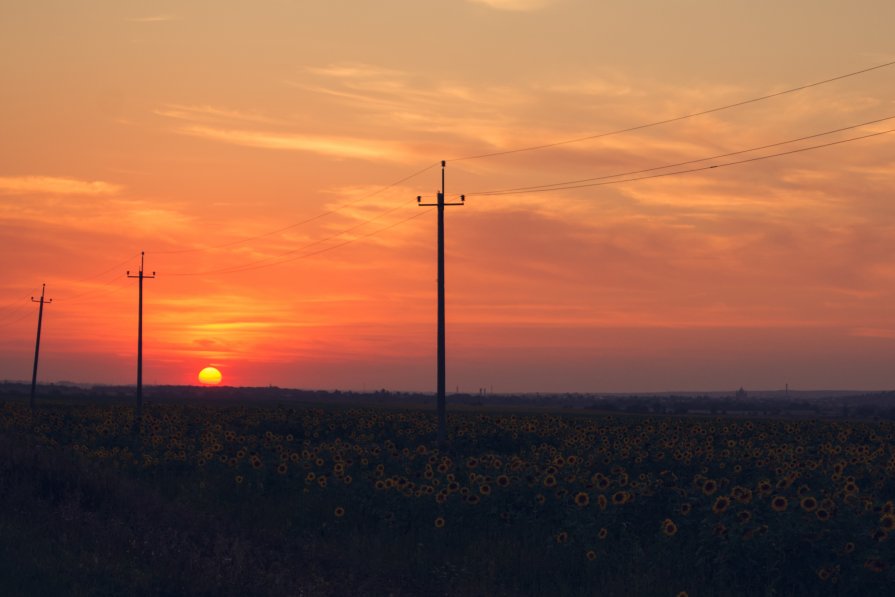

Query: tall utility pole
[127,252,155,432]
[30,283,52,411]
[417,160,464,449]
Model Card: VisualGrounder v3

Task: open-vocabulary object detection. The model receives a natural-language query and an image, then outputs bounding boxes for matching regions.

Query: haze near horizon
[1,1,893,393]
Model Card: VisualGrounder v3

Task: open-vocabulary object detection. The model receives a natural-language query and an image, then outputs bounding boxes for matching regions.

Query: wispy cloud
[124,15,179,23]
[154,104,285,126]
[177,125,410,161]
[0,176,122,196]
[154,101,413,161]
[292,62,532,151]
[467,0,557,11]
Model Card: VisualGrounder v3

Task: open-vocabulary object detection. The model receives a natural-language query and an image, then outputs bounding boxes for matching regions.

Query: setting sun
[198,366,223,385]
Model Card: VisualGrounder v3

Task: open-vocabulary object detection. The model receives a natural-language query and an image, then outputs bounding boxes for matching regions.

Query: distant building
[735,387,748,399]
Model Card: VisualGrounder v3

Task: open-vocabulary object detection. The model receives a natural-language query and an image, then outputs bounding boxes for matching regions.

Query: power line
[50,254,142,304]
[469,127,895,197]
[0,296,33,326]
[207,210,428,275]
[450,59,895,162]
[469,115,895,196]
[166,204,427,276]
[152,162,439,256]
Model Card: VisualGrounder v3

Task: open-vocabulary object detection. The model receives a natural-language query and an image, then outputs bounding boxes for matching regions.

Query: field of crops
[1,398,893,596]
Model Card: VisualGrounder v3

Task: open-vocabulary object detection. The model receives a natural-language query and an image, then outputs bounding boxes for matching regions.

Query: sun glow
[198,366,223,385]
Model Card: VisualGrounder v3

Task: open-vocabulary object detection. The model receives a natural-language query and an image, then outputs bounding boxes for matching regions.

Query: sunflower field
[1,397,893,596]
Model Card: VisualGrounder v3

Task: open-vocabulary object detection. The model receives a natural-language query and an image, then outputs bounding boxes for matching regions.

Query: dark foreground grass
[1,399,893,596]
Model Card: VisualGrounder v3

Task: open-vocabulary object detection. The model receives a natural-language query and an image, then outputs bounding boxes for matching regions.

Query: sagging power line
[147,60,895,264]
[469,125,895,197]
[468,115,895,196]
[152,162,440,257]
[450,59,895,162]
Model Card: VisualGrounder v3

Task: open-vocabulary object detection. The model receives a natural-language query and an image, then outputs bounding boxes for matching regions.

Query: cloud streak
[124,15,179,23]
[155,103,413,161]
[177,125,411,161]
[467,0,557,11]
[0,176,123,196]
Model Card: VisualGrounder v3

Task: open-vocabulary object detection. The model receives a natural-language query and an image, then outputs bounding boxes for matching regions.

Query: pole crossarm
[29,283,53,411]
[127,251,156,433]
[415,160,465,450]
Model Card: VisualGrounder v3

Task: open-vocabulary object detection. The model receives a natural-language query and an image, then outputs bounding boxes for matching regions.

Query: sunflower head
[771,495,788,512]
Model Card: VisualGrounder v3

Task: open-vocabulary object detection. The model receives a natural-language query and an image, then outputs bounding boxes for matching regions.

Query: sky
[1,0,894,393]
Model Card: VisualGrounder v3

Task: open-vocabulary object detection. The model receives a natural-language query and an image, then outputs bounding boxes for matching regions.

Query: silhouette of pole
[127,252,155,433]
[417,160,464,449]
[29,283,52,411]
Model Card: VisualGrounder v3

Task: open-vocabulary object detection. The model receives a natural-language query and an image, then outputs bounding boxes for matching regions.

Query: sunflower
[815,508,832,522]
[611,491,627,505]
[771,495,788,512]
[555,531,569,544]
[736,510,752,524]
[543,475,557,488]
[712,496,731,515]
[276,462,288,475]
[585,549,597,561]
[863,559,885,573]
[661,519,678,537]
[434,516,446,529]
[334,506,345,518]
[479,484,492,496]
[598,527,608,540]
[799,496,818,512]
[880,513,895,531]
[679,503,692,516]
[702,479,718,496]
[496,474,510,487]
[843,541,855,554]
[235,475,244,484]
[574,492,590,507]
[732,486,753,504]
[597,494,608,510]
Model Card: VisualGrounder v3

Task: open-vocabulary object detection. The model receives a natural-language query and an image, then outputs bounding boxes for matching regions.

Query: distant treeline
[2,381,894,420]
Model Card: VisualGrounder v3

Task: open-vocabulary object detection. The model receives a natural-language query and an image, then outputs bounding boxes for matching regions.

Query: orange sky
[1,1,894,392]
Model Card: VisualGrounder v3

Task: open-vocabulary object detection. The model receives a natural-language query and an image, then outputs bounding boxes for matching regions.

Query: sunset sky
[1,1,893,393]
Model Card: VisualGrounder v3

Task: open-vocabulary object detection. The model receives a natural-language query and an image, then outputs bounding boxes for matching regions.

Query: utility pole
[30,283,52,411]
[127,252,155,433]
[417,160,464,449]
